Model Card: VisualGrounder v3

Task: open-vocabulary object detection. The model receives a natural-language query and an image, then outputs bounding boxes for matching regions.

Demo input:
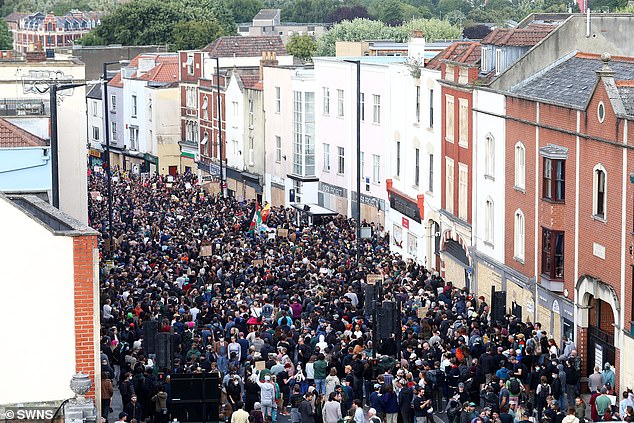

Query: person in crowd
[90,173,621,423]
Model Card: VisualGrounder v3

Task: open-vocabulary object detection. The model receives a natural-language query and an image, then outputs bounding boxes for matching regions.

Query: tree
[327,5,373,23]
[229,0,264,23]
[376,0,405,25]
[78,0,234,47]
[171,20,224,50]
[286,33,317,61]
[463,24,492,40]
[0,18,12,50]
[314,17,462,56]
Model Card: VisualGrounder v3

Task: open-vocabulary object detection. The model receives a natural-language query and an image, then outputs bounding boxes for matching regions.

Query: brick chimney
[259,51,279,81]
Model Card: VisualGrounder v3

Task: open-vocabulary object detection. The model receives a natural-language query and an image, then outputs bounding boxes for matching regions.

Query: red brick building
[505,52,634,388]
[433,42,481,289]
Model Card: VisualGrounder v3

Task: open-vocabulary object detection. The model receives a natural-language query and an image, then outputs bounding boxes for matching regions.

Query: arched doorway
[586,295,615,372]
[577,275,620,375]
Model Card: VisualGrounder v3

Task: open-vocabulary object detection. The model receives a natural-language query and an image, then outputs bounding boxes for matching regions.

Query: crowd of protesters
[90,172,633,423]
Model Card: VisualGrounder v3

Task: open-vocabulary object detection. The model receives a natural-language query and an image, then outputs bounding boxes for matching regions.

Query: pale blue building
[0,118,51,197]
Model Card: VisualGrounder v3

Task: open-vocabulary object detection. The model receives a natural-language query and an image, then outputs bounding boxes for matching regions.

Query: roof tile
[0,118,47,148]
[203,36,287,58]
[426,41,481,70]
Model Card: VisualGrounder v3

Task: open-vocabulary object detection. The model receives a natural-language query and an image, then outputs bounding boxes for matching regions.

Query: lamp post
[344,59,361,260]
[213,57,227,197]
[102,60,128,257]
[49,82,87,208]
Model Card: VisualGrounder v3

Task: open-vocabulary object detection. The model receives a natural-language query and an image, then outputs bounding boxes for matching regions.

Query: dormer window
[495,48,503,74]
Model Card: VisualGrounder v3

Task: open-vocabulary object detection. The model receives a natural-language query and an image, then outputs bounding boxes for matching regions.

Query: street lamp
[102,60,129,257]
[344,59,361,260]
[213,57,227,197]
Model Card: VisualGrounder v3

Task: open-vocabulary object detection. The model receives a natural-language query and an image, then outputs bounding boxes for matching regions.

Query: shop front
[385,180,425,263]
[318,181,348,217]
[537,286,574,345]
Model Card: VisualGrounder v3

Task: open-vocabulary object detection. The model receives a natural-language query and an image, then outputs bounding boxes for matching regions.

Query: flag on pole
[260,203,271,223]
[249,202,262,233]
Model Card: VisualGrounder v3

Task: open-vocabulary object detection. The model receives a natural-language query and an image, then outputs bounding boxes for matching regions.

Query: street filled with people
[91,172,634,423]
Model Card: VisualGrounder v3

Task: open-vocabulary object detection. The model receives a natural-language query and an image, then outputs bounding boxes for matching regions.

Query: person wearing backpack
[536,376,552,421]
[507,376,523,406]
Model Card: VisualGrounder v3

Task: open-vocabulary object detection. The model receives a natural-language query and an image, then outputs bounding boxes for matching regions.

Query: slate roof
[511,53,634,110]
[253,9,280,20]
[426,41,481,70]
[203,36,287,58]
[86,83,102,99]
[4,12,29,23]
[0,118,47,148]
[480,25,554,47]
[617,82,634,116]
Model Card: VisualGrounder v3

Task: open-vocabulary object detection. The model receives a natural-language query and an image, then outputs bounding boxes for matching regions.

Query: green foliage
[171,20,224,50]
[0,18,13,50]
[229,0,264,23]
[77,0,235,47]
[286,33,317,60]
[314,17,462,56]
[281,0,338,22]
[1,0,118,16]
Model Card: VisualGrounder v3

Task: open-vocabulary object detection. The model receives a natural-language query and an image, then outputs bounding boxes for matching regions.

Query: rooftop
[426,41,481,70]
[253,9,280,20]
[86,83,101,100]
[5,194,99,236]
[480,25,555,47]
[203,36,287,58]
[511,52,634,110]
[0,118,47,148]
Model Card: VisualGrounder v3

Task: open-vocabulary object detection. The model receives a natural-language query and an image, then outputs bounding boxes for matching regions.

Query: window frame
[275,136,282,163]
[514,142,526,190]
[373,94,381,124]
[372,154,381,184]
[484,133,494,178]
[514,209,525,261]
[429,89,434,128]
[458,98,468,148]
[275,86,281,113]
[541,227,564,280]
[445,157,454,214]
[415,85,420,124]
[484,197,494,245]
[593,164,607,220]
[322,87,329,115]
[396,141,401,178]
[543,158,565,202]
[414,148,420,187]
[337,89,344,117]
[337,146,345,174]
[428,154,434,193]
[323,143,330,171]
[458,163,468,220]
[445,94,454,142]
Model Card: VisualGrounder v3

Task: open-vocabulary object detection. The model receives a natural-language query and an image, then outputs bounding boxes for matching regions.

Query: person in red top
[589,386,601,422]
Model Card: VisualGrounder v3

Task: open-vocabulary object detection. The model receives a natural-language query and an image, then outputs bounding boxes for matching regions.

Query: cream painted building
[0,54,87,224]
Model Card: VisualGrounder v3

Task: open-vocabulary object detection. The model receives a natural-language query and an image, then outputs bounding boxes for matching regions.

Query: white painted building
[263,65,317,206]
[384,61,443,267]
[313,57,401,224]
[121,53,179,174]
[225,71,246,172]
[0,193,99,406]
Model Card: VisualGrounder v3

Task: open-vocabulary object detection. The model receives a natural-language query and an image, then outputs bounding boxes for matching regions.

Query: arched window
[593,164,607,219]
[514,142,525,190]
[484,133,494,177]
[514,209,525,261]
[484,197,494,244]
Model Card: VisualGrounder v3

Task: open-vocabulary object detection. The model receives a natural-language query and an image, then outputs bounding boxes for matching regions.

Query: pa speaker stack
[170,373,220,422]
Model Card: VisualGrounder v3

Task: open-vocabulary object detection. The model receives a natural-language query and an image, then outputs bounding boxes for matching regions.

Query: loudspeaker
[365,284,377,314]
[171,401,219,423]
[143,320,159,354]
[155,332,172,370]
[376,301,399,341]
[171,374,221,422]
[492,290,507,323]
[171,374,221,402]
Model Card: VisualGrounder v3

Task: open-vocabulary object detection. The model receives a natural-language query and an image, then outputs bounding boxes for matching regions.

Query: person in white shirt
[352,399,365,423]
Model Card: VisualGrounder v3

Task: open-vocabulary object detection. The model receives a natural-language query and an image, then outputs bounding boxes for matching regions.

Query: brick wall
[73,235,98,399]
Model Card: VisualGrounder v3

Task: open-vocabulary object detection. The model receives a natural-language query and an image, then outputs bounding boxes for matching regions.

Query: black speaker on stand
[143,320,159,354]
[170,373,220,423]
